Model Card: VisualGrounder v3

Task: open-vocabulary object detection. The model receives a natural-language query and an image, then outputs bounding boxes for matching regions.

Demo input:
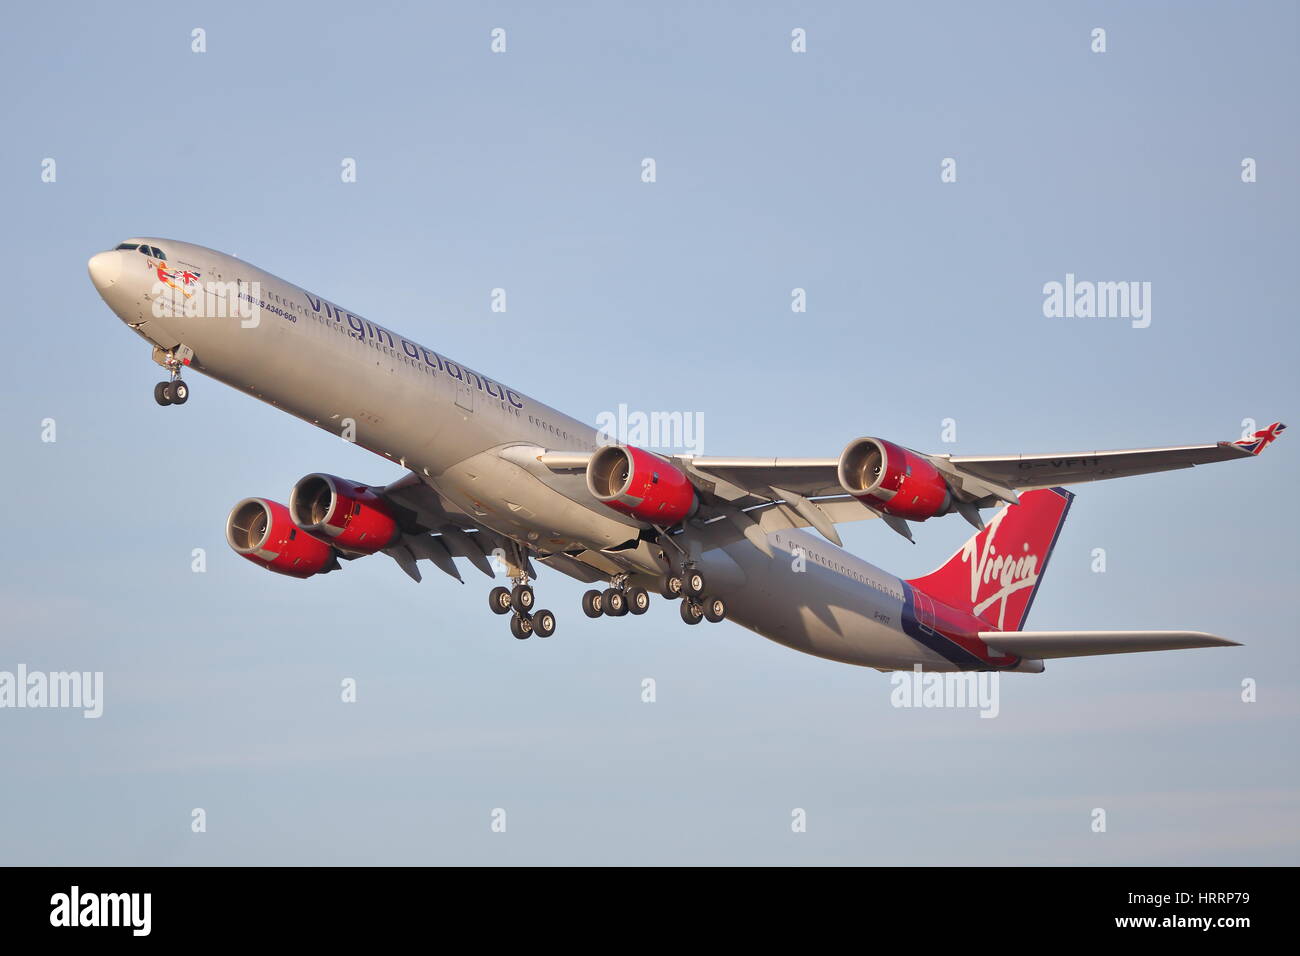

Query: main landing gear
[584,566,727,628]
[485,552,726,637]
[663,566,726,627]
[581,575,651,620]
[488,581,556,640]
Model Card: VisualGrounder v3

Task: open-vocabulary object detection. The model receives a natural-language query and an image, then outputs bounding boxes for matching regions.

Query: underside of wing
[374,472,527,583]
[947,441,1255,490]
[979,630,1241,660]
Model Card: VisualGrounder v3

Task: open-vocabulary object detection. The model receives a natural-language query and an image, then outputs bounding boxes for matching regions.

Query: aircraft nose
[87,250,122,293]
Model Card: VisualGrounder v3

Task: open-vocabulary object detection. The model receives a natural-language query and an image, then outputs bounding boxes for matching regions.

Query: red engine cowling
[225,497,336,578]
[837,437,952,520]
[586,444,698,526]
[288,473,401,554]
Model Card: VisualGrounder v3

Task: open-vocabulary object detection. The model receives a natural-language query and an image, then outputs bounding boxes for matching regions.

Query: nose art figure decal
[148,255,201,297]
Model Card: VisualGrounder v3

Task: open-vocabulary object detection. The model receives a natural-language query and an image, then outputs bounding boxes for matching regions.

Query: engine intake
[225,497,336,578]
[289,473,401,554]
[586,445,698,526]
[837,437,952,521]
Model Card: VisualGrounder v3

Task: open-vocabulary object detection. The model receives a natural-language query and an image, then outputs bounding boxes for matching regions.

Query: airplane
[87,237,1286,672]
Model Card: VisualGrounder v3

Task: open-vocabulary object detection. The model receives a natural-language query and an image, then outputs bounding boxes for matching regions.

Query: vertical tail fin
[906,487,1073,631]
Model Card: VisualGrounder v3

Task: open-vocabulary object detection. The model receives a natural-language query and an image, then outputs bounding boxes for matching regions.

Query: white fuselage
[89,237,983,671]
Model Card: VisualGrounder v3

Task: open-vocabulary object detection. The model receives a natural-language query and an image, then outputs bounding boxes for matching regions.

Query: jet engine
[288,473,401,554]
[586,445,698,526]
[837,437,952,521]
[225,497,337,578]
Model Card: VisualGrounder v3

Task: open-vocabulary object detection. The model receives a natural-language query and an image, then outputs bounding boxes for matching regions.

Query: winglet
[1232,421,1286,456]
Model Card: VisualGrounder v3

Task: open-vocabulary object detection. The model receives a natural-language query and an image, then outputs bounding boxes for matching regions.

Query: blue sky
[0,1,1296,864]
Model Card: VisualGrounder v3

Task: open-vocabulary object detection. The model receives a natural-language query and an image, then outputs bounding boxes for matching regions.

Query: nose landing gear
[152,346,193,407]
[154,379,188,406]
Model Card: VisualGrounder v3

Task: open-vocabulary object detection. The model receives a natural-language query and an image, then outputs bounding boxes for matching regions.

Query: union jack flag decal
[1233,421,1287,456]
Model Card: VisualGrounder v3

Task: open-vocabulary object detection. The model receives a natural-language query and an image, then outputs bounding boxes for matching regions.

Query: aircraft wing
[368,472,536,583]
[675,422,1286,505]
[979,630,1240,660]
[946,432,1281,491]
[537,421,1284,549]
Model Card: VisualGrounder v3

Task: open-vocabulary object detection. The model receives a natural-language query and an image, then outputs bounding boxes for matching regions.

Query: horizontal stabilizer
[979,630,1240,660]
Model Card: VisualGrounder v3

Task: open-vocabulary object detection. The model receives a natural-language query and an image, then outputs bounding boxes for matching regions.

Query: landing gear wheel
[679,598,704,626]
[510,613,534,640]
[627,586,650,615]
[581,589,604,618]
[510,584,535,612]
[154,382,172,406]
[531,609,556,638]
[684,570,707,598]
[488,586,513,615]
[660,576,683,600]
[165,380,189,405]
[702,596,727,623]
[602,588,628,617]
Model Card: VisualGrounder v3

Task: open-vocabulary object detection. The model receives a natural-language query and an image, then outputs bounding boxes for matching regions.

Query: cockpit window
[151,246,167,259]
[115,243,139,251]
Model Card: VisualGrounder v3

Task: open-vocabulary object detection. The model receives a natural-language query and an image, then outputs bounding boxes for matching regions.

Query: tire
[511,584,535,612]
[510,613,533,639]
[581,589,603,618]
[531,609,556,638]
[627,586,650,615]
[679,599,703,626]
[602,588,627,617]
[684,570,706,597]
[660,576,683,600]
[167,380,189,405]
[488,586,512,615]
[154,382,172,406]
[703,596,726,623]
